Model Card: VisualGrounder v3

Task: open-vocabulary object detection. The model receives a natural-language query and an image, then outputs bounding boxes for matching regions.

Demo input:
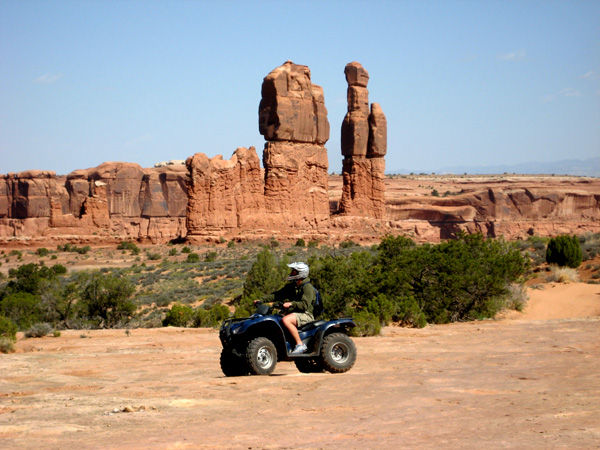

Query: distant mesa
[1,61,599,245]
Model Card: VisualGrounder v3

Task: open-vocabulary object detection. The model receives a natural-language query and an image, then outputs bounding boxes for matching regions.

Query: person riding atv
[257,262,315,355]
[219,263,357,376]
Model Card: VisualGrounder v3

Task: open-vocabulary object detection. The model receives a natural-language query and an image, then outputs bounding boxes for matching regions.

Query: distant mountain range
[388,157,600,178]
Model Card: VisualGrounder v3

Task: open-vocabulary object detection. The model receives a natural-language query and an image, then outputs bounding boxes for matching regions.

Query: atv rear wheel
[246,337,277,375]
[220,349,248,377]
[320,333,357,374]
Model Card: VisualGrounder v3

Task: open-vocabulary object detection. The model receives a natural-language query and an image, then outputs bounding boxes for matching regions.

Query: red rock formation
[259,61,329,145]
[339,62,386,218]
[384,179,600,240]
[260,61,331,228]
[186,147,264,235]
[0,162,188,242]
[2,61,599,246]
[263,141,330,227]
[185,61,332,240]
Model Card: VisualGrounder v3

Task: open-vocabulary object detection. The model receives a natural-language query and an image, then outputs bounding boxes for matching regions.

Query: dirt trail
[1,284,599,449]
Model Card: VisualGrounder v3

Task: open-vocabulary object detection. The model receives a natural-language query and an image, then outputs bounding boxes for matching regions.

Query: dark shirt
[263,278,316,317]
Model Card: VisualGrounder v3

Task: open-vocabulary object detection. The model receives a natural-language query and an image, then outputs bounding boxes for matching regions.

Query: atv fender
[237,317,287,357]
[309,318,355,354]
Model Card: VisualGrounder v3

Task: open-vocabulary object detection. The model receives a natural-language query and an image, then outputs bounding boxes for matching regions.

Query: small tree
[546,235,582,268]
[79,273,136,327]
[0,292,42,329]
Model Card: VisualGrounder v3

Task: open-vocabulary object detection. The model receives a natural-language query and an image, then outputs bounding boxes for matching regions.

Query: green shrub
[193,304,230,328]
[186,253,200,263]
[204,251,218,262]
[242,249,286,302]
[163,304,194,327]
[146,252,161,261]
[546,235,582,268]
[339,240,358,249]
[36,248,50,257]
[181,246,192,254]
[78,272,136,328]
[169,248,178,256]
[0,337,15,353]
[118,241,141,255]
[0,314,18,341]
[5,263,62,295]
[0,292,42,329]
[294,238,306,247]
[24,322,54,338]
[394,295,427,328]
[57,243,90,254]
[365,293,397,325]
[351,311,381,337]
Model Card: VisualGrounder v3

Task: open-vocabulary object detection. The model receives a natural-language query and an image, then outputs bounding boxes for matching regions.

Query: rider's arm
[262,283,294,304]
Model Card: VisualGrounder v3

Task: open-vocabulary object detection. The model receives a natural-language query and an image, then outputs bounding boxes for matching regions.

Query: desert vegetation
[1,232,600,352]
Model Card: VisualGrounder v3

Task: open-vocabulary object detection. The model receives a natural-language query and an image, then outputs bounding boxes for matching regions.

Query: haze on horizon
[1,0,599,176]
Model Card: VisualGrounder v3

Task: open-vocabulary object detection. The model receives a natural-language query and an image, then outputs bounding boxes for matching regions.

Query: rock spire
[339,62,387,218]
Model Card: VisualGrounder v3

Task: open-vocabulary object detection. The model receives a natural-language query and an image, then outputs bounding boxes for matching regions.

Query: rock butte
[1,61,599,245]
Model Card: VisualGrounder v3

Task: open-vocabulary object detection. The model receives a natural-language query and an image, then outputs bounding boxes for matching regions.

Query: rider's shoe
[290,343,307,355]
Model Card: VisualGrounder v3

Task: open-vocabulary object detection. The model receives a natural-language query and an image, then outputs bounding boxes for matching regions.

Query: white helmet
[287,262,309,281]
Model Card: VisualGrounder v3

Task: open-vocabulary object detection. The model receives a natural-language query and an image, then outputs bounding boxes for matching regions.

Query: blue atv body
[219,303,357,376]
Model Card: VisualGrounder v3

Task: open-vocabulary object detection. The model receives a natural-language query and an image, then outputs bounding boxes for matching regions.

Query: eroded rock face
[384,180,600,240]
[339,62,386,218]
[0,162,188,241]
[186,147,265,234]
[263,141,330,227]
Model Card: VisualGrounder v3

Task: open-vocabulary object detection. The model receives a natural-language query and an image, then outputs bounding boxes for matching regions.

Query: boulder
[344,61,369,87]
[258,61,330,145]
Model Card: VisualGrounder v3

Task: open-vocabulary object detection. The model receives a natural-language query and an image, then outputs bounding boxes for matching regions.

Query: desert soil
[1,282,599,449]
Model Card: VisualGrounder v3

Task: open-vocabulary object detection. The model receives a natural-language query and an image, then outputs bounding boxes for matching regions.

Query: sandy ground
[1,283,599,449]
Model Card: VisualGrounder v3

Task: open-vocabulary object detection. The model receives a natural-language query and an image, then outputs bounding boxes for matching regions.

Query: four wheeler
[219,302,357,376]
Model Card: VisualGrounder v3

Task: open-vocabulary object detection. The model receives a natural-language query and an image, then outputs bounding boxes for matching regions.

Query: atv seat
[299,320,326,332]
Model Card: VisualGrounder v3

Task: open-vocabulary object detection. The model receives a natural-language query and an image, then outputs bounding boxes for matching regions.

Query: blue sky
[1,0,599,175]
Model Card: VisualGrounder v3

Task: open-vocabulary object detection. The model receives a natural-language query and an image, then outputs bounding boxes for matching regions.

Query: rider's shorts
[294,312,314,328]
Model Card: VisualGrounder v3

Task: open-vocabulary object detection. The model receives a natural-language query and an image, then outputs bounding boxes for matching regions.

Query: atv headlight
[231,324,243,334]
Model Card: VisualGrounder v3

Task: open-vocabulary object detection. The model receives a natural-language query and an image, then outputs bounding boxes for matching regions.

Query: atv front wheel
[320,333,357,374]
[246,337,277,375]
[220,349,248,377]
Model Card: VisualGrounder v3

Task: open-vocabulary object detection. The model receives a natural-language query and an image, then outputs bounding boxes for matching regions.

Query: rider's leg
[282,313,302,346]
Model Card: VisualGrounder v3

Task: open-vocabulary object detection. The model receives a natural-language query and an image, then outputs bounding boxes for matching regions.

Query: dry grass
[546,265,580,283]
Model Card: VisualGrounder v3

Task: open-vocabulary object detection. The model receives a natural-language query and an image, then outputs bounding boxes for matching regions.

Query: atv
[219,302,357,376]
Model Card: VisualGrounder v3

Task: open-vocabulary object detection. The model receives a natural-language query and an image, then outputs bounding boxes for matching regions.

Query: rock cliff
[0,162,188,243]
[1,61,599,246]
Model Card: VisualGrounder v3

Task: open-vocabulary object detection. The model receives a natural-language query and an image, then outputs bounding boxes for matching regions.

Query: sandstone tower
[258,61,331,228]
[339,62,387,218]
